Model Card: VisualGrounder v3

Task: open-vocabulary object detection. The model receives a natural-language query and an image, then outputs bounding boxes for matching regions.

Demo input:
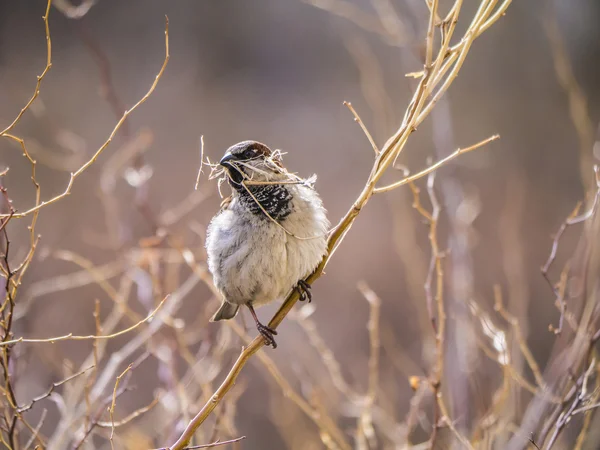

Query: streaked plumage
[205,141,329,348]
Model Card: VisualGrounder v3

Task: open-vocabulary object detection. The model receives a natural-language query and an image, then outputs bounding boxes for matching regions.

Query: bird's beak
[219,152,244,185]
[219,153,237,167]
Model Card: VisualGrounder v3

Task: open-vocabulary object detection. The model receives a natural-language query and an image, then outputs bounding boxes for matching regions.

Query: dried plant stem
[541,166,600,334]
[437,393,476,450]
[0,0,52,137]
[0,0,51,315]
[374,134,499,194]
[425,0,439,67]
[195,135,205,190]
[0,295,168,347]
[177,436,246,449]
[494,287,547,391]
[0,17,170,220]
[17,366,94,414]
[344,101,379,154]
[544,359,596,449]
[573,389,597,450]
[23,408,47,450]
[109,364,133,449]
[97,396,161,428]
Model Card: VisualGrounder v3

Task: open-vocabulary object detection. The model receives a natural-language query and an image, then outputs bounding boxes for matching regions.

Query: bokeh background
[1,0,599,448]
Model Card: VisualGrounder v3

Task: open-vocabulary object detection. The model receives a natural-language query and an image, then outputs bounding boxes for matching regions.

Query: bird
[205,140,329,348]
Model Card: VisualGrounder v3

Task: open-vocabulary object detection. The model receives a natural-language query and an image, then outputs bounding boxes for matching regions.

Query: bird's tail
[210,302,240,322]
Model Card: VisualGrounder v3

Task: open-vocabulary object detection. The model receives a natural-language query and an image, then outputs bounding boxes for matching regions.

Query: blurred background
[1,0,599,448]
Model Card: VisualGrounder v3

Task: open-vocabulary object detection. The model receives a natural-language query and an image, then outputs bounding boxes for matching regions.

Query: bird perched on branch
[205,140,329,348]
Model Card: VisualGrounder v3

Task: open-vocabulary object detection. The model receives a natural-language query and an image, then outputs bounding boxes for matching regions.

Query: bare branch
[0,295,169,347]
[374,134,499,194]
[1,16,170,219]
[17,366,94,414]
[0,0,52,136]
[109,364,133,448]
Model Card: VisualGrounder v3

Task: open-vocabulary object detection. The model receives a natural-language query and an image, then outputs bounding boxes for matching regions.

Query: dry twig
[0,16,170,219]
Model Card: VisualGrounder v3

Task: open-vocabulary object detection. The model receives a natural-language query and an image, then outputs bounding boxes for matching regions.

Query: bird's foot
[296,279,312,303]
[256,322,278,349]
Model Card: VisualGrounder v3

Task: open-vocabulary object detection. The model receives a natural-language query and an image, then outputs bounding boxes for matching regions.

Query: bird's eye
[242,149,256,160]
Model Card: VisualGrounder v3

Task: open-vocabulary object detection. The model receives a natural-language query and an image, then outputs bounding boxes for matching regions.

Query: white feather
[206,181,329,311]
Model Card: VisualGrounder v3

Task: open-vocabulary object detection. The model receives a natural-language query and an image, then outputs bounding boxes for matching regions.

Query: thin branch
[344,101,379,154]
[0,0,52,136]
[374,134,499,194]
[181,436,246,449]
[493,286,548,392]
[541,166,600,333]
[529,436,541,450]
[195,135,205,190]
[96,395,160,428]
[109,364,133,448]
[23,408,47,450]
[72,352,149,449]
[17,366,94,413]
[0,295,169,347]
[436,393,476,450]
[0,16,170,219]
[541,166,600,280]
[544,359,596,449]
[425,0,439,67]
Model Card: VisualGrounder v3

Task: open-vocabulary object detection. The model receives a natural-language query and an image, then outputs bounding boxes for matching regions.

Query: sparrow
[205,141,329,348]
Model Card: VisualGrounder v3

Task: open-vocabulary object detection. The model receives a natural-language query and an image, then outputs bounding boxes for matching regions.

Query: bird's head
[219,141,283,187]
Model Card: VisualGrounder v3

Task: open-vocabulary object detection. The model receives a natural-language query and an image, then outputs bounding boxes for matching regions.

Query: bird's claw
[296,280,312,303]
[257,323,278,349]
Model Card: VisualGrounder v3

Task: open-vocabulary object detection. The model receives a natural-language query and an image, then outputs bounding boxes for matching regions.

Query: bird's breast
[237,184,293,221]
[205,184,329,307]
